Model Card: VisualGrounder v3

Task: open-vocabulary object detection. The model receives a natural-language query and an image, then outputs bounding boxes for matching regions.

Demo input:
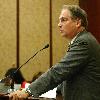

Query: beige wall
[20,0,50,80]
[0,0,16,78]
[0,0,79,81]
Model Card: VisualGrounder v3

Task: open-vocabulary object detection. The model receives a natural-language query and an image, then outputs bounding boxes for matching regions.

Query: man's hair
[62,5,88,29]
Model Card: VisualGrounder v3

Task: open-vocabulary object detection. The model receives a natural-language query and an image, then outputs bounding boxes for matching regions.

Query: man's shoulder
[75,31,96,43]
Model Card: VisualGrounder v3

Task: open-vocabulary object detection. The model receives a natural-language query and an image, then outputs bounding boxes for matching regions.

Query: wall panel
[0,0,16,78]
[20,0,50,80]
[79,0,100,43]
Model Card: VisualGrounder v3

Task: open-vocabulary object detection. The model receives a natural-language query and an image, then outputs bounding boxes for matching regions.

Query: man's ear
[76,19,81,28]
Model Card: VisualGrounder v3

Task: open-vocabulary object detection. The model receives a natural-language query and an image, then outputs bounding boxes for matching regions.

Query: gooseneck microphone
[0,44,49,89]
[14,43,49,74]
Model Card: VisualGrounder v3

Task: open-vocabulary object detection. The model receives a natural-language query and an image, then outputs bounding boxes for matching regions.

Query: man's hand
[9,90,29,100]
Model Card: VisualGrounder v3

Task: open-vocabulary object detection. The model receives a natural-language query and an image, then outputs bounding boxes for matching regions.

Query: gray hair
[62,5,88,29]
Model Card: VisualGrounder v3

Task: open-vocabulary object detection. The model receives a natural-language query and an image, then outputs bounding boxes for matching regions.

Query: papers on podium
[40,87,57,99]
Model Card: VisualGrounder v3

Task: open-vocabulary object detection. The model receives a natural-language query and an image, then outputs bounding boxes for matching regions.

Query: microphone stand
[14,44,49,74]
[0,44,49,91]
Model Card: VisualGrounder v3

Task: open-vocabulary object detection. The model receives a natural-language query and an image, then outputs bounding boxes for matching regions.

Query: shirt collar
[70,35,77,44]
[70,28,85,45]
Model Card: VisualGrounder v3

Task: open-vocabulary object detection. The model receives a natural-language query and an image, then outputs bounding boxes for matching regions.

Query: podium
[0,83,63,100]
[0,93,63,100]
[0,94,55,100]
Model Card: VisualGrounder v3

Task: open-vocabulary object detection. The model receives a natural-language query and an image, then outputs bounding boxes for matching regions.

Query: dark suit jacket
[28,30,100,100]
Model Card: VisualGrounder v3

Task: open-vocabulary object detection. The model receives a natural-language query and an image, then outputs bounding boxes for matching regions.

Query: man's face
[58,9,80,39]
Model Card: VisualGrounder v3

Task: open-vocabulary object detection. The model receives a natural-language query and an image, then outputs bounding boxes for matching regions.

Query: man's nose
[58,22,61,27]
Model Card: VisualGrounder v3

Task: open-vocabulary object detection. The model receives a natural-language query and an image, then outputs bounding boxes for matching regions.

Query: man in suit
[9,5,100,100]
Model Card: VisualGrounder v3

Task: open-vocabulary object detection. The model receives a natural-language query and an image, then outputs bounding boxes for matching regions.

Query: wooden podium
[0,94,55,100]
[0,83,62,100]
[0,82,55,100]
[0,93,63,100]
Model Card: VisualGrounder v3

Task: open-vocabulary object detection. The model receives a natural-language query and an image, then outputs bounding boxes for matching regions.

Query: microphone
[40,44,49,51]
[14,43,49,73]
[0,44,49,88]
